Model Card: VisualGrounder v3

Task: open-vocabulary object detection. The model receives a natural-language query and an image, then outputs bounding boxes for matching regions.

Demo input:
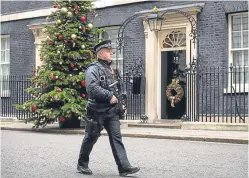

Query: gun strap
[114,68,121,80]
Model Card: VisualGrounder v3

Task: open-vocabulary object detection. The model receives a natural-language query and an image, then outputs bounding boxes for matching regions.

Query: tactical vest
[95,62,116,91]
[86,61,122,113]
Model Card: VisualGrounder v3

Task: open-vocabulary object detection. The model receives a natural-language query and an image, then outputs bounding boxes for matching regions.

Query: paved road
[1,130,248,178]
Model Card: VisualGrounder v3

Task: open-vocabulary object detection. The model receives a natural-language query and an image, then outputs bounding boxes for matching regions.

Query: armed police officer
[77,40,140,177]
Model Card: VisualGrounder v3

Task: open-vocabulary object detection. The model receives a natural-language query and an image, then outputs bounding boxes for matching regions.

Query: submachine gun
[109,70,127,120]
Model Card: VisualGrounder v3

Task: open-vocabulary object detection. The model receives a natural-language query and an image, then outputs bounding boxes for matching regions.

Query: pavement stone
[2,130,248,178]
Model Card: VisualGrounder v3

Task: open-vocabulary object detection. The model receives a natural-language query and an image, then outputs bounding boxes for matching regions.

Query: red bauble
[82,94,86,98]
[56,88,62,92]
[31,105,37,112]
[49,40,53,45]
[58,35,63,40]
[53,4,57,8]
[70,64,75,69]
[80,16,87,22]
[50,74,57,81]
[74,5,79,9]
[80,80,86,87]
[53,75,57,80]
[59,117,66,122]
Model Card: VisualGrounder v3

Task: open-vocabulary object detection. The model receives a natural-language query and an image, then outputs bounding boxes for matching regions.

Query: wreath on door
[166,79,184,108]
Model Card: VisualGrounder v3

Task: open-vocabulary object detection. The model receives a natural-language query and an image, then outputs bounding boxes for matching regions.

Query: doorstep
[181,122,248,131]
[122,119,248,131]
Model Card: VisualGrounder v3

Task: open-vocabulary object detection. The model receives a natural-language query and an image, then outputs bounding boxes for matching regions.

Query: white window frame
[99,26,124,75]
[225,12,249,93]
[1,35,10,97]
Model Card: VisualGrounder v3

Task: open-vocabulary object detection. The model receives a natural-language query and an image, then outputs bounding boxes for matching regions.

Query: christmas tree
[15,0,102,128]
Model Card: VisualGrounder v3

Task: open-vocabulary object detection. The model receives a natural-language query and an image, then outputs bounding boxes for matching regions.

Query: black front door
[161,50,186,119]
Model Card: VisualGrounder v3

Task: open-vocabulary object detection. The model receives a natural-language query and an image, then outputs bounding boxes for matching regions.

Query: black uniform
[77,59,131,170]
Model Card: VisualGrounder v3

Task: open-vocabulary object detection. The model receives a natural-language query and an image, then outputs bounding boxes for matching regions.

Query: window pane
[116,47,123,59]
[233,68,241,84]
[233,51,243,65]
[245,67,249,83]
[1,38,6,50]
[1,75,10,91]
[111,46,117,59]
[2,79,10,90]
[243,31,248,48]
[99,27,123,73]
[1,51,5,63]
[239,67,249,83]
[110,29,118,39]
[117,60,123,75]
[5,49,10,63]
[102,31,109,40]
[244,50,248,66]
[2,64,10,75]
[113,37,123,59]
[233,67,249,84]
[242,15,248,30]
[232,32,241,48]
[232,16,241,31]
[6,38,10,50]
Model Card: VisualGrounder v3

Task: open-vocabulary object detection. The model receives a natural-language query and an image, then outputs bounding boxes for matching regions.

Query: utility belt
[84,104,116,137]
[87,103,117,116]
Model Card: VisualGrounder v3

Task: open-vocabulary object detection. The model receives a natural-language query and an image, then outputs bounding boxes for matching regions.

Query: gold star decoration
[152,6,158,13]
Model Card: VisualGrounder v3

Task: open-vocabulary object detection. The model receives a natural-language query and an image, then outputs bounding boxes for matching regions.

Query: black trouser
[78,112,131,169]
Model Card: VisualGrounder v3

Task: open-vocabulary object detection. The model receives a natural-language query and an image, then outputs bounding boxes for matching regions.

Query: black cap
[93,40,112,53]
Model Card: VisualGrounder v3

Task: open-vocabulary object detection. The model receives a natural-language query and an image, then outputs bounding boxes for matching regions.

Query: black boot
[77,164,93,175]
[119,166,140,177]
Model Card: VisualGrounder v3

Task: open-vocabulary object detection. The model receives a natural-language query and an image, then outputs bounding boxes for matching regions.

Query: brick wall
[1,1,52,15]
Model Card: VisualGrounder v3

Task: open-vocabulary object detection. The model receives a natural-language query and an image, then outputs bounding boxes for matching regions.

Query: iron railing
[0,75,34,119]
[123,76,145,120]
[0,75,146,120]
[0,66,248,123]
[185,65,248,123]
